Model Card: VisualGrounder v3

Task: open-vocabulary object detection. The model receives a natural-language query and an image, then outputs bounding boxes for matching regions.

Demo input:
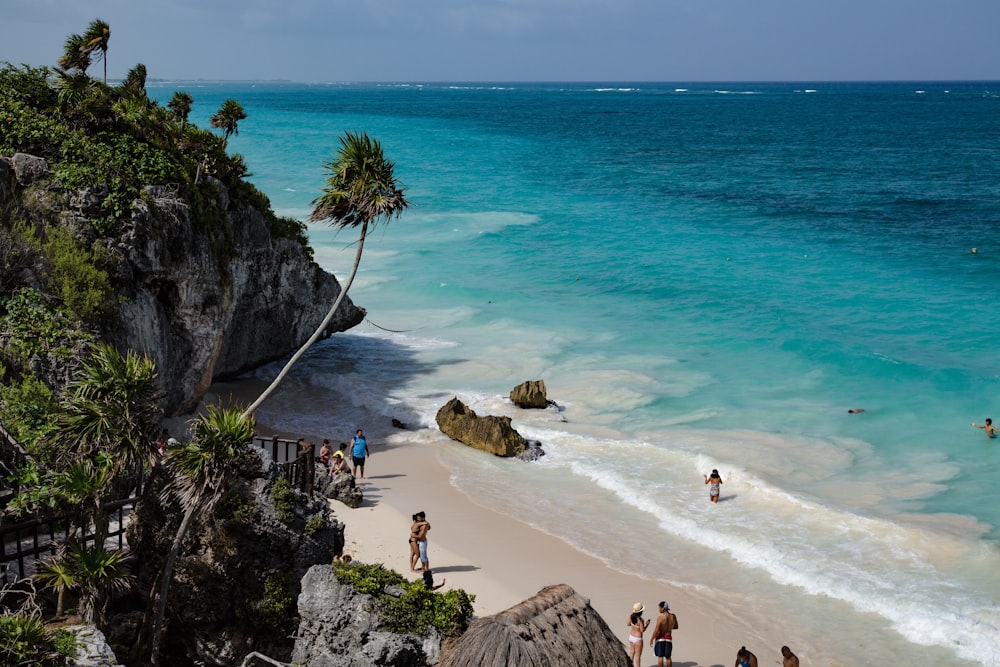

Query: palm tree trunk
[241,220,369,419]
[149,501,198,666]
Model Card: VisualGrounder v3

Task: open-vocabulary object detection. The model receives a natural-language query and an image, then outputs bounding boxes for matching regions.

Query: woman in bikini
[626,603,650,667]
[408,514,422,572]
[704,468,722,503]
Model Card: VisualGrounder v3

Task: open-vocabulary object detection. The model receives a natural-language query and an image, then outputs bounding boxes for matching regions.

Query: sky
[2,0,999,82]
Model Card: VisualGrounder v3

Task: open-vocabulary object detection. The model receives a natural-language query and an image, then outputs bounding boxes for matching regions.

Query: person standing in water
[351,429,370,478]
[971,418,997,439]
[704,469,722,503]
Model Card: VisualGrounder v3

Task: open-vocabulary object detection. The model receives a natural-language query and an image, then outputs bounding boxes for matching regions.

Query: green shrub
[215,491,258,532]
[304,513,326,536]
[333,562,475,637]
[238,572,296,634]
[0,612,75,666]
[269,477,296,523]
[0,288,92,366]
[40,226,114,321]
[0,373,60,456]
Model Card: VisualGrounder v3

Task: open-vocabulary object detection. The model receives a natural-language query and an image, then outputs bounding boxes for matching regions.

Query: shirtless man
[781,645,799,667]
[649,601,678,667]
[971,418,997,438]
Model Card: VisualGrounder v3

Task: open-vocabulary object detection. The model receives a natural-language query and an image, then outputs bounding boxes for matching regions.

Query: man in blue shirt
[351,429,370,478]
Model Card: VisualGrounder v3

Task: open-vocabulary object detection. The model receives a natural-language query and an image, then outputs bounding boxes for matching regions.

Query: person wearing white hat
[626,602,650,667]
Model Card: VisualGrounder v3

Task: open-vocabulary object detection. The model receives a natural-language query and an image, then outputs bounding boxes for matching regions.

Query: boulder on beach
[440,584,629,667]
[509,380,548,409]
[435,397,527,457]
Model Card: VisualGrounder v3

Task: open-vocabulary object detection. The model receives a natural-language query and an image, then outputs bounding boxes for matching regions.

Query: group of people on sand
[313,429,371,479]
[627,602,798,667]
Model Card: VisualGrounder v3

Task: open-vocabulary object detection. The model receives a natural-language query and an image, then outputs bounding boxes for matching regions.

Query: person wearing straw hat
[626,602,650,667]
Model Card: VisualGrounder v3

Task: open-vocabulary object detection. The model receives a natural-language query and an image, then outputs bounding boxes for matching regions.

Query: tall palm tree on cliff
[148,404,255,666]
[82,19,111,84]
[167,91,194,127]
[241,131,409,418]
[210,98,247,149]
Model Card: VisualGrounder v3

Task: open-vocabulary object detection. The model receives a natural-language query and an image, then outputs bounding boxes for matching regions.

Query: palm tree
[210,99,247,149]
[167,91,194,127]
[59,342,162,477]
[63,543,133,625]
[120,63,147,95]
[148,404,255,666]
[35,557,76,618]
[82,19,111,84]
[57,33,91,75]
[241,131,409,418]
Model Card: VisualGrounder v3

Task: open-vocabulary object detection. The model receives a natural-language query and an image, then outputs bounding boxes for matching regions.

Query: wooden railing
[0,434,317,583]
[250,435,314,495]
[0,486,140,584]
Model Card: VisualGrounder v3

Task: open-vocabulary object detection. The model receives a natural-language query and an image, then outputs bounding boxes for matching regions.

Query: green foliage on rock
[333,561,475,637]
[304,513,326,536]
[36,225,113,320]
[0,372,59,456]
[0,612,76,666]
[0,288,92,367]
[237,572,296,634]
[269,477,296,524]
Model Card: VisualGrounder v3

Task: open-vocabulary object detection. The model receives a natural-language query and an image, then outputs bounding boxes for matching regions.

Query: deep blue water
[152,81,1000,664]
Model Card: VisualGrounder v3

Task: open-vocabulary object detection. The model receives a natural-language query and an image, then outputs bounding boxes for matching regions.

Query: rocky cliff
[2,154,365,414]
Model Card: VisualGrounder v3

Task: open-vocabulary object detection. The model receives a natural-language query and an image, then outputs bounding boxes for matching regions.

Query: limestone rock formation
[316,468,364,508]
[440,584,629,667]
[435,397,527,457]
[67,625,124,667]
[292,564,438,667]
[120,447,344,665]
[509,380,548,409]
[0,155,366,414]
[113,178,365,413]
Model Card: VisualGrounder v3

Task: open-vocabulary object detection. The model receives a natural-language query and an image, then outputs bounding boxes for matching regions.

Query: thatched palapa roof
[440,584,630,667]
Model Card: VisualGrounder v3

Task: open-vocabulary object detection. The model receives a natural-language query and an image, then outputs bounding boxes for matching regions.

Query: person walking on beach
[351,429,370,478]
[735,646,758,667]
[413,511,431,571]
[971,418,997,439]
[626,602,650,667]
[780,645,799,667]
[650,600,678,667]
[704,469,722,503]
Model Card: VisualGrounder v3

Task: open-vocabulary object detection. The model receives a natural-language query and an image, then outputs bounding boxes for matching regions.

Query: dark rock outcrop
[10,152,49,185]
[435,397,527,457]
[122,447,344,666]
[509,380,548,409]
[292,564,439,667]
[440,584,629,667]
[316,468,364,508]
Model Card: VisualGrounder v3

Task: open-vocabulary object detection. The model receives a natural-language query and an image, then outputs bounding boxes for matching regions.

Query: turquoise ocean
[150,81,1000,665]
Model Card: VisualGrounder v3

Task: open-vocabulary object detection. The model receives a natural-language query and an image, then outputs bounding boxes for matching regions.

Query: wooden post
[304,444,315,495]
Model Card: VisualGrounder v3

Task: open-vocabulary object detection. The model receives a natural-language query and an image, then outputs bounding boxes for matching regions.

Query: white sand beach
[202,380,798,667]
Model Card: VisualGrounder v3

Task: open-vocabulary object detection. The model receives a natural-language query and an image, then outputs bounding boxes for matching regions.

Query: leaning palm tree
[148,404,255,666]
[57,33,91,75]
[241,131,409,418]
[167,91,194,127]
[82,19,111,84]
[210,98,247,149]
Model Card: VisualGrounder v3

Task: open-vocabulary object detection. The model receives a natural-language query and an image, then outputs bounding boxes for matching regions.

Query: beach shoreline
[204,380,794,667]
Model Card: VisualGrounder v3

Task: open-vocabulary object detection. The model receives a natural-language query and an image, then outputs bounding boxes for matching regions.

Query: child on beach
[626,602,650,667]
[735,646,759,667]
[704,469,722,503]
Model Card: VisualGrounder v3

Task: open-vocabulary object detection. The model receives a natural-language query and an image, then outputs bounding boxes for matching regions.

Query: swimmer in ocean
[971,418,997,439]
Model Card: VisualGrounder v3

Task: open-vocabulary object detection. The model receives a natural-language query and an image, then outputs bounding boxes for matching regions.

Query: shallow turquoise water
[154,81,1000,664]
